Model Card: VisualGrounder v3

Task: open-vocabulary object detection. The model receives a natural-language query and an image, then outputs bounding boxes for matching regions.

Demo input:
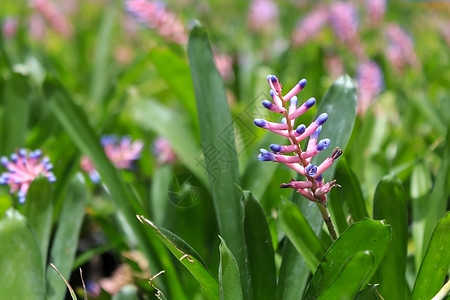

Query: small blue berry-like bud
[30,150,42,159]
[290,96,298,107]
[10,153,18,163]
[296,124,306,134]
[316,139,331,151]
[0,174,9,184]
[18,190,26,204]
[305,164,317,177]
[269,75,278,83]
[262,100,273,109]
[305,97,316,108]
[19,149,27,158]
[0,157,8,166]
[267,74,273,81]
[254,119,267,128]
[258,149,276,162]
[315,113,328,125]
[47,173,57,182]
[270,144,282,152]
[269,89,275,97]
[299,79,307,89]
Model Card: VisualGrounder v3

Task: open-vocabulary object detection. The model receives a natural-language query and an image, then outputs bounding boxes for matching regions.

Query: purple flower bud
[305,97,316,108]
[290,96,298,107]
[254,119,268,128]
[315,113,328,125]
[19,149,27,158]
[310,126,322,140]
[262,100,273,109]
[305,164,317,177]
[270,144,282,152]
[0,157,8,167]
[296,124,306,135]
[258,149,276,161]
[10,153,18,163]
[316,139,331,151]
[284,79,308,101]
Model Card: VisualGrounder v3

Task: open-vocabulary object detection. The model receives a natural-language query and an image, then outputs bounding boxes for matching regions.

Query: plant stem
[316,203,338,241]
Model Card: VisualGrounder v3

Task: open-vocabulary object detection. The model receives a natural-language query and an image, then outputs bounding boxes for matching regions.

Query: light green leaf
[219,236,243,300]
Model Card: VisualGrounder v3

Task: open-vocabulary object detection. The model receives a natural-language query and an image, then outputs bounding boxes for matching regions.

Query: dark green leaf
[318,251,375,299]
[373,175,409,299]
[412,212,450,300]
[0,209,45,299]
[243,192,276,300]
[312,75,357,179]
[304,219,391,299]
[137,215,219,300]
[188,23,248,296]
[279,200,325,272]
[46,174,87,300]
[219,236,244,300]
[354,284,383,300]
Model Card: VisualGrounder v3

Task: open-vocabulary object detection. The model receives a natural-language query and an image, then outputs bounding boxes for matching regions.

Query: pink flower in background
[324,54,345,79]
[152,137,176,165]
[328,2,358,43]
[125,0,187,44]
[29,0,73,37]
[356,60,384,115]
[81,136,144,183]
[292,6,328,47]
[385,24,419,73]
[0,149,56,204]
[364,0,386,25]
[2,17,18,39]
[247,0,278,33]
[213,51,234,82]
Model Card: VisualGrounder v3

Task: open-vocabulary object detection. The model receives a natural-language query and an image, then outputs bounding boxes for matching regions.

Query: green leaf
[318,251,375,300]
[279,200,325,272]
[219,236,243,300]
[0,209,45,299]
[22,177,53,267]
[1,72,29,154]
[373,175,409,299]
[137,215,219,300]
[150,165,173,225]
[243,192,276,300]
[412,212,450,300]
[46,174,87,300]
[112,285,140,300]
[188,23,248,296]
[354,285,383,300]
[312,75,357,179]
[304,219,391,299]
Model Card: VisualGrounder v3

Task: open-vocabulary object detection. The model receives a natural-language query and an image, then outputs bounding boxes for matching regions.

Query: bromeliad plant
[254,75,342,240]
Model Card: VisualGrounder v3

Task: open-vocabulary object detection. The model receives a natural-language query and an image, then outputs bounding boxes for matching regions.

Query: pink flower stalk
[152,137,176,165]
[364,0,386,25]
[80,135,144,183]
[247,0,278,33]
[0,149,56,204]
[292,6,328,47]
[385,24,419,73]
[328,2,359,43]
[254,75,342,205]
[29,0,73,38]
[356,60,384,115]
[124,0,187,44]
[2,17,18,39]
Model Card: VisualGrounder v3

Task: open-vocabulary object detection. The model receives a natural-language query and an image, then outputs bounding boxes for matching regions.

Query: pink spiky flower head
[0,149,56,204]
[152,137,176,165]
[254,75,342,205]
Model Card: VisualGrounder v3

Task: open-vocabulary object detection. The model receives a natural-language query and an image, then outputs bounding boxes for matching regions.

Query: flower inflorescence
[0,149,56,204]
[254,75,342,205]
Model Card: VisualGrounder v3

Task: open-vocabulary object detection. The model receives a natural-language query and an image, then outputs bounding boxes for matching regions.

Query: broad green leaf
[0,209,45,299]
[1,72,29,154]
[304,219,391,299]
[46,174,87,300]
[330,158,368,235]
[279,200,325,272]
[312,75,357,179]
[137,215,219,300]
[412,212,450,300]
[219,236,243,300]
[243,192,276,300]
[422,130,449,254]
[148,49,198,128]
[150,165,173,225]
[277,198,323,300]
[22,177,53,267]
[373,175,409,300]
[188,23,248,297]
[318,251,375,300]
[355,285,383,300]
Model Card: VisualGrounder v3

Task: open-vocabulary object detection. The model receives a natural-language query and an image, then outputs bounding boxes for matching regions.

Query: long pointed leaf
[219,236,244,300]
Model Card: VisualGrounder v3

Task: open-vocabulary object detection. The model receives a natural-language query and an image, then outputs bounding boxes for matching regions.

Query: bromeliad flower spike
[254,75,342,240]
[0,149,56,204]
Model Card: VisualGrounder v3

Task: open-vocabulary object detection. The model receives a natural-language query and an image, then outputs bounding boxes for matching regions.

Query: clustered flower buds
[0,149,56,204]
[254,75,342,205]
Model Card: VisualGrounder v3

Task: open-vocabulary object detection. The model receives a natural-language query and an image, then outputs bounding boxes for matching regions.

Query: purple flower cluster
[124,0,187,44]
[254,75,342,204]
[247,0,278,33]
[356,60,384,115]
[0,149,56,204]
[385,24,419,73]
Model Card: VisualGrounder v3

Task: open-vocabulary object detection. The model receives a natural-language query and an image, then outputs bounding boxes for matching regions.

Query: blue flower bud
[281,117,287,124]
[19,149,27,158]
[262,100,273,109]
[305,97,316,108]
[0,157,8,167]
[316,139,331,151]
[315,113,328,125]
[299,79,307,89]
[290,96,298,107]
[270,144,282,152]
[10,153,18,163]
[305,164,317,177]
[296,124,306,134]
[258,149,276,161]
[254,119,267,128]
[310,126,322,139]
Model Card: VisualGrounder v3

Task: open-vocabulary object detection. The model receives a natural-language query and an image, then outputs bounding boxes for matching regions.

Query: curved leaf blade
[219,236,244,300]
